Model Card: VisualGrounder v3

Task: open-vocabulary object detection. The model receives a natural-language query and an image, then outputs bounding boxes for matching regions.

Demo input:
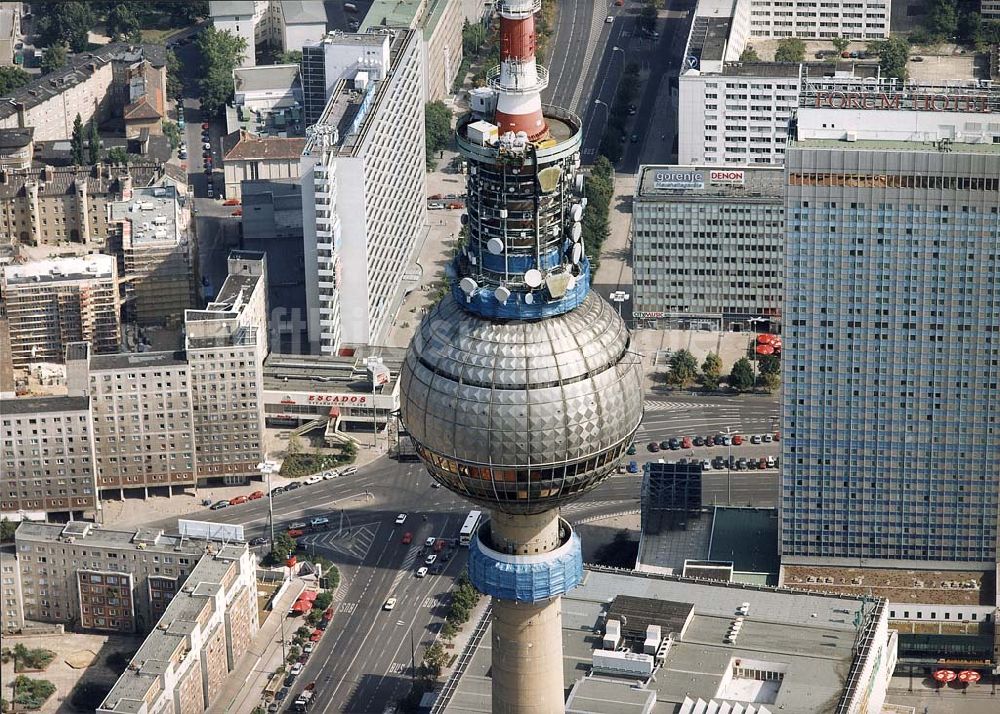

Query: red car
[773,432,781,441]
[401,532,413,545]
[732,435,743,446]
[758,457,768,469]
[434,539,446,553]
[229,495,247,505]
[231,208,243,217]
[309,628,323,642]
[248,490,264,500]
[287,529,304,538]
[323,607,334,621]
[201,122,210,130]
[681,437,692,449]
[223,198,240,206]
[446,202,464,209]
[429,193,442,200]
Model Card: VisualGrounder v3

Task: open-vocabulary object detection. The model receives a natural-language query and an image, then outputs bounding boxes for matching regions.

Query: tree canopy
[667,349,699,387]
[739,46,760,62]
[730,358,755,392]
[868,36,909,80]
[774,37,806,63]
[34,2,94,52]
[424,100,452,169]
[0,66,30,95]
[196,27,248,116]
[71,114,85,165]
[581,156,614,267]
[40,44,68,76]
[105,3,142,43]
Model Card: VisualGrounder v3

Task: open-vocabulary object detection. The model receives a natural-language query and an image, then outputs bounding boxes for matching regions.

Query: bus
[458,510,483,546]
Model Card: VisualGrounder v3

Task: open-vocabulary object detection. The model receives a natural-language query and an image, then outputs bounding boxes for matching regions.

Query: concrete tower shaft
[492,0,548,140]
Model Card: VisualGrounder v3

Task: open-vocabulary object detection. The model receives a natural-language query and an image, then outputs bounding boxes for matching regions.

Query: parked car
[401,532,413,544]
[732,434,743,446]
[424,537,436,547]
[229,495,247,505]
[712,456,726,469]
[309,628,323,641]
[667,438,680,450]
[762,433,773,443]
[284,675,296,687]
[287,529,304,538]
[605,15,614,23]
[702,459,712,470]
[285,481,301,491]
[703,435,715,447]
[736,458,748,470]
[626,460,639,474]
[289,522,307,530]
[323,470,339,480]
[693,436,705,447]
[713,435,725,446]
[681,437,693,449]
[210,500,229,510]
[747,459,758,470]
[339,466,357,476]
[434,539,447,553]
[223,198,240,206]
[416,566,429,578]
[290,663,303,676]
[759,457,769,469]
[248,490,264,500]
[201,122,210,130]
[383,597,397,611]
[626,444,637,455]
[303,642,314,654]
[249,537,268,546]
[648,442,660,452]
[750,434,762,444]
[766,455,776,468]
[202,142,211,150]
[271,486,285,496]
[304,474,323,485]
[395,513,407,525]
[627,103,637,115]
[773,432,781,441]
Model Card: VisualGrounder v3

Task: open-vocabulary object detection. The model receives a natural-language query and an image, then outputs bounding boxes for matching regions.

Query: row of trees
[425,101,452,170]
[32,1,209,52]
[914,0,1000,48]
[581,156,615,270]
[197,28,248,115]
[665,349,780,392]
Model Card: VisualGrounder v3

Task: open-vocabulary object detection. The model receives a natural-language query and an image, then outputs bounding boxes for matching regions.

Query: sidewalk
[208,577,306,714]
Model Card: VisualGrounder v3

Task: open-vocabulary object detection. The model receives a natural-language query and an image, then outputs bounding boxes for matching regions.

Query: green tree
[197,27,248,116]
[286,645,301,664]
[422,642,448,678]
[667,349,698,387]
[868,36,909,80]
[440,621,459,639]
[88,121,100,164]
[0,518,16,543]
[313,591,333,611]
[270,532,297,562]
[958,11,982,46]
[739,45,760,62]
[924,0,958,40]
[0,66,30,95]
[774,37,806,63]
[40,43,68,75]
[35,2,94,52]
[162,120,182,151]
[756,354,780,392]
[832,36,851,53]
[71,114,85,165]
[106,146,132,164]
[462,20,488,57]
[166,49,183,100]
[286,434,303,456]
[582,155,614,263]
[106,3,142,43]
[701,352,722,390]
[730,358,755,392]
[167,0,209,24]
[295,625,311,638]
[424,100,452,169]
[277,50,302,64]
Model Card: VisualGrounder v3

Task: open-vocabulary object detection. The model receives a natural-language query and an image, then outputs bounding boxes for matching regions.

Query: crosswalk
[298,522,381,561]
[386,545,422,593]
[643,400,727,412]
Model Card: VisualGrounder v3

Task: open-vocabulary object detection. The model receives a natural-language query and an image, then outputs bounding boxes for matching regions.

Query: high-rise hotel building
[780,80,1000,567]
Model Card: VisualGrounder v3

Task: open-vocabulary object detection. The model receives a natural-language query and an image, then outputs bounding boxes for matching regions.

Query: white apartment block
[0,547,24,634]
[66,343,197,498]
[984,0,1000,21]
[108,185,194,326]
[302,29,426,355]
[185,252,268,484]
[748,0,891,39]
[0,253,122,368]
[209,0,327,67]
[98,541,258,714]
[679,0,882,165]
[0,395,97,519]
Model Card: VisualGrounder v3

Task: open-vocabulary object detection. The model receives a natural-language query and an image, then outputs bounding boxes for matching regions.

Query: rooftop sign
[802,86,998,114]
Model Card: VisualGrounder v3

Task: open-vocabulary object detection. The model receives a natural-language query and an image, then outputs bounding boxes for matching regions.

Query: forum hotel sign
[800,81,999,114]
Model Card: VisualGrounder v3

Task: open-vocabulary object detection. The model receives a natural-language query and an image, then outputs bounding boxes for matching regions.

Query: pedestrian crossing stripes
[643,400,727,412]
[562,499,632,515]
[387,545,422,593]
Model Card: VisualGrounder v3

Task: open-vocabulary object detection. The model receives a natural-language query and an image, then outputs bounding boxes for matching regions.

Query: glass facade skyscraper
[781,139,1000,566]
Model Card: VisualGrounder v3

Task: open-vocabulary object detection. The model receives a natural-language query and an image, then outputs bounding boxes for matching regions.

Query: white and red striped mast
[491,0,549,141]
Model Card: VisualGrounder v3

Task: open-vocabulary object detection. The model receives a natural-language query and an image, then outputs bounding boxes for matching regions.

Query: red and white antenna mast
[490,0,549,140]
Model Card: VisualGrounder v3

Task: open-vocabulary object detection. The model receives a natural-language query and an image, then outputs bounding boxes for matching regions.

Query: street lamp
[609,290,629,318]
[257,459,278,551]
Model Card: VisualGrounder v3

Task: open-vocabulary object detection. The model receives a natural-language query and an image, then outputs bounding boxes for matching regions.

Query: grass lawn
[280,445,357,478]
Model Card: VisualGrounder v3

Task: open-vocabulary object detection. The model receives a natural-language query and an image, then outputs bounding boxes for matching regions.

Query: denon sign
[813,91,991,113]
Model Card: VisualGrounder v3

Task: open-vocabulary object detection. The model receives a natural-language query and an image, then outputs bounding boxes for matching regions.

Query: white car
[304,474,323,485]
[288,521,307,530]
[383,597,397,611]
[322,470,339,480]
[415,566,428,578]
[303,642,314,654]
[702,459,712,470]
[424,536,436,548]
[606,15,614,23]
[395,513,407,525]
[310,517,329,527]
[425,554,437,565]
[289,663,303,676]
[339,466,357,476]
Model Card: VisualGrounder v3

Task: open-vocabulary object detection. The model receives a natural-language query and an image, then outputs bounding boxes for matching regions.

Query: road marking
[389,662,408,674]
[299,522,381,561]
[338,601,358,615]
[643,401,729,411]
[422,597,436,609]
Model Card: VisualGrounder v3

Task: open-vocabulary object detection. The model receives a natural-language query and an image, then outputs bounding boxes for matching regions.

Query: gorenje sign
[654,170,704,190]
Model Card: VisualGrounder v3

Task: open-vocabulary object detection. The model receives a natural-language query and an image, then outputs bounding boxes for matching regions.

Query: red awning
[298,590,318,602]
[958,670,981,683]
[755,344,775,355]
[291,600,310,613]
[933,669,956,683]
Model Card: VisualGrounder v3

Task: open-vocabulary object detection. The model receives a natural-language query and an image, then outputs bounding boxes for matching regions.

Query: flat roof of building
[443,567,885,714]
[783,565,996,607]
[1,395,89,415]
[234,63,300,93]
[637,164,784,200]
[2,253,116,285]
[263,349,405,392]
[789,137,1000,155]
[109,185,179,245]
[708,507,780,578]
[89,351,187,371]
[208,0,255,16]
[0,128,33,150]
[14,522,207,556]
[280,0,328,24]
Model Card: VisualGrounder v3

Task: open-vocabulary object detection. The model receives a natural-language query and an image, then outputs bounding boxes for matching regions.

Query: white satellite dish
[459,277,478,295]
[575,175,584,192]
[524,269,543,288]
[487,237,504,255]
[571,223,582,241]
[571,243,583,264]
[570,204,583,222]
[495,286,511,304]
[524,292,534,305]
